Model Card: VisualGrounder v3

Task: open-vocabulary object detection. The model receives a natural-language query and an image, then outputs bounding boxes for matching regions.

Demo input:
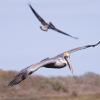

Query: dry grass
[0,70,100,100]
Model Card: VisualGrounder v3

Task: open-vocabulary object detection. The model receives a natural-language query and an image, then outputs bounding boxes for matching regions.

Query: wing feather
[67,41,100,54]
[29,4,47,26]
[8,58,55,86]
[8,64,41,86]
[49,23,78,39]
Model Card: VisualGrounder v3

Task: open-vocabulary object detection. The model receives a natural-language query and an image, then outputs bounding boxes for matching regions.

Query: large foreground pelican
[29,4,78,39]
[8,41,100,86]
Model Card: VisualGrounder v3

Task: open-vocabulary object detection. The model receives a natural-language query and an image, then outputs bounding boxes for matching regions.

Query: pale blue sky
[0,0,100,76]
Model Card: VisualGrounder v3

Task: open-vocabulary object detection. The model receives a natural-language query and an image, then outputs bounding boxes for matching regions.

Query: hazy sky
[0,0,100,76]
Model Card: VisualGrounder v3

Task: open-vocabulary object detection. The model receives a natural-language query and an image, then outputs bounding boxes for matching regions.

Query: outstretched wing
[8,58,55,86]
[8,64,41,86]
[49,22,78,39]
[40,57,50,62]
[67,41,100,54]
[29,4,47,26]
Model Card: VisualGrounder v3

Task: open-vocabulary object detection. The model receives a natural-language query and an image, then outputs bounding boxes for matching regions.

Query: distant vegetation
[0,69,100,100]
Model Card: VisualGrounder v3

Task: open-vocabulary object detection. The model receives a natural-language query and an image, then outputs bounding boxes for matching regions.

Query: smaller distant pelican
[29,4,78,39]
[8,41,100,86]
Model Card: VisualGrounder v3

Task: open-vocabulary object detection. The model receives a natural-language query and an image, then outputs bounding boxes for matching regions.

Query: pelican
[29,4,78,39]
[8,41,100,86]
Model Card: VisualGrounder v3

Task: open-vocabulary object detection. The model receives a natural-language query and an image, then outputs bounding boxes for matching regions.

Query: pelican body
[29,4,78,39]
[8,41,100,86]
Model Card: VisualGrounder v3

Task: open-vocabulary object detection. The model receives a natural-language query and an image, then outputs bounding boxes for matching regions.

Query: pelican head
[40,26,43,30]
[64,51,70,58]
[40,25,48,31]
[64,52,73,73]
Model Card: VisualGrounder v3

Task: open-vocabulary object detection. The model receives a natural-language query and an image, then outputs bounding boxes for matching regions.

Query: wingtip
[66,34,79,40]
[28,3,31,7]
[68,34,79,40]
[98,41,100,44]
[28,3,35,11]
[27,0,31,6]
[8,72,27,87]
[27,0,32,7]
[74,37,79,40]
[71,36,79,40]
[8,83,13,87]
[8,80,16,87]
[93,41,100,47]
[8,77,21,87]
[96,41,100,46]
[8,83,11,87]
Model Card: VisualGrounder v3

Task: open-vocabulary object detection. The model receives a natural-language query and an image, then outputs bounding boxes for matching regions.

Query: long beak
[65,57,73,74]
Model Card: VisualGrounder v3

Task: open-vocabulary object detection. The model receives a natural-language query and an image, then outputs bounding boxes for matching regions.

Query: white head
[64,52,73,73]
[64,52,70,58]
[40,25,48,31]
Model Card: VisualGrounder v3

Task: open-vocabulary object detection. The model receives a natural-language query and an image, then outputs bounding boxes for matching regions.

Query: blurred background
[0,0,100,99]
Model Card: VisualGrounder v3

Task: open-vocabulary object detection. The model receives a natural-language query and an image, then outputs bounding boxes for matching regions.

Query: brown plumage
[8,41,100,86]
[29,4,78,39]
